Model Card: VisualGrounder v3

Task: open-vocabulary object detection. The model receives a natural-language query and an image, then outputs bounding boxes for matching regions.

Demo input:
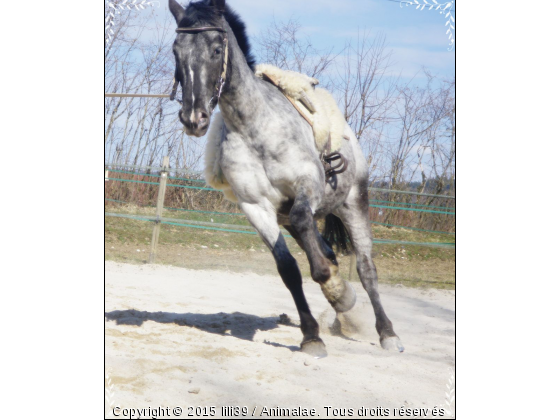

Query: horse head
[169,0,228,137]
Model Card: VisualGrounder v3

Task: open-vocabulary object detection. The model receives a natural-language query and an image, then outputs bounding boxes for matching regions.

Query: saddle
[255,64,349,178]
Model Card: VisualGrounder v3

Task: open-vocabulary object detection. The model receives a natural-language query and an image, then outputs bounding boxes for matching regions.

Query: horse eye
[214,48,222,55]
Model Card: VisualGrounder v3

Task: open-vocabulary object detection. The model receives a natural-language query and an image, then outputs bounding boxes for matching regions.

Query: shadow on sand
[105,309,301,352]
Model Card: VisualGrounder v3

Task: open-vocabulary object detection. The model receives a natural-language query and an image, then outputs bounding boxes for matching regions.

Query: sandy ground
[105,262,455,419]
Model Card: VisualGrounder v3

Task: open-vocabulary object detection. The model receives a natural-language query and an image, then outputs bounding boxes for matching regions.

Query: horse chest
[219,137,293,203]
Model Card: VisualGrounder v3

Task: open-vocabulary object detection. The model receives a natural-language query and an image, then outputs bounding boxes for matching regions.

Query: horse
[168,0,404,357]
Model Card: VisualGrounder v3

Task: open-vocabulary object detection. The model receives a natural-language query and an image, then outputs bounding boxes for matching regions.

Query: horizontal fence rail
[105,93,170,98]
[369,199,455,211]
[105,212,455,249]
[106,177,215,191]
[105,164,456,199]
[108,169,206,183]
[106,174,455,215]
[105,159,455,261]
[104,198,456,236]
[369,204,455,215]
[105,163,201,176]
[369,187,455,199]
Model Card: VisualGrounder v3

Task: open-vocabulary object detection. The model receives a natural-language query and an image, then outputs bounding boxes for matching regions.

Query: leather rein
[170,26,229,117]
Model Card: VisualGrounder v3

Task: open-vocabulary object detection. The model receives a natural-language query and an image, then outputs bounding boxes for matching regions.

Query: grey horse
[169,0,403,357]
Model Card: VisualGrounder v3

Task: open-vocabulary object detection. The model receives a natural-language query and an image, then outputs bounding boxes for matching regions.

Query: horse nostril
[197,111,209,129]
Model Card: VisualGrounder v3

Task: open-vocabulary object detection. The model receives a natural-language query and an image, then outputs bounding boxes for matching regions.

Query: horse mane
[179,0,256,71]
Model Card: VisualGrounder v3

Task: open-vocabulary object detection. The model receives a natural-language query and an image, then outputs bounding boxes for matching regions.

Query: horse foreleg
[288,195,357,315]
[283,224,338,266]
[240,202,327,358]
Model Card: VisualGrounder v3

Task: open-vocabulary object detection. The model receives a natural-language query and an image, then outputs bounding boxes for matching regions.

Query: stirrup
[322,152,348,178]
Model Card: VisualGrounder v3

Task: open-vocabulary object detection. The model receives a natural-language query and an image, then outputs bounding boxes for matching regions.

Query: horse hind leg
[335,185,404,352]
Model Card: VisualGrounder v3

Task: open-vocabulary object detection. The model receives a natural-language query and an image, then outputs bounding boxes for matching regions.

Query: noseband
[170,26,229,116]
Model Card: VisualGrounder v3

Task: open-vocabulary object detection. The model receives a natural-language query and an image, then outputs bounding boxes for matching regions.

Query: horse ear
[210,0,226,12]
[169,0,185,24]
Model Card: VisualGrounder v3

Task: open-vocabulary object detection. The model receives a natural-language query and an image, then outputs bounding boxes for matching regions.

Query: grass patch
[105,205,455,290]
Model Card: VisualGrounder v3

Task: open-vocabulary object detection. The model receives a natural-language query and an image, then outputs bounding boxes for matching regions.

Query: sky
[229,0,455,79]
[106,0,455,178]
[141,0,456,82]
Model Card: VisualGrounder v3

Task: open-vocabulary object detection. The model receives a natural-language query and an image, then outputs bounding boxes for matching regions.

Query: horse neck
[217,26,264,137]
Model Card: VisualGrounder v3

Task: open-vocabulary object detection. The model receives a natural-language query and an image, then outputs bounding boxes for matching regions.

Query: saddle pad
[255,64,347,154]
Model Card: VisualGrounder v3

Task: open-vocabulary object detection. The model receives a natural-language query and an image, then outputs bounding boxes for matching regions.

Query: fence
[105,157,455,263]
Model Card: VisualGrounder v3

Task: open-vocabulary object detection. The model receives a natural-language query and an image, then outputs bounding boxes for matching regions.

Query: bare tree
[388,71,455,192]
[255,17,339,84]
[331,31,401,186]
[104,2,204,172]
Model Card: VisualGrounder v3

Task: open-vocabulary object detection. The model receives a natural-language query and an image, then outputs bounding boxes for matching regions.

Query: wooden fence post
[148,156,169,264]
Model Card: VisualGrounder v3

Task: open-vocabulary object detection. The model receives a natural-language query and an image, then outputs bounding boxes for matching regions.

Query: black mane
[179,0,256,71]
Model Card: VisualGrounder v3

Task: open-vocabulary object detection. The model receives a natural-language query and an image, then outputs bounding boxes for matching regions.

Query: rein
[170,25,229,117]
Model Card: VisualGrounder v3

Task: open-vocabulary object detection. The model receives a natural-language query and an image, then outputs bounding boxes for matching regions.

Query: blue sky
[145,0,455,82]
[133,0,455,82]
[229,0,455,79]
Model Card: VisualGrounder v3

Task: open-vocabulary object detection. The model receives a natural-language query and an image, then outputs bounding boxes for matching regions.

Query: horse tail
[322,214,353,255]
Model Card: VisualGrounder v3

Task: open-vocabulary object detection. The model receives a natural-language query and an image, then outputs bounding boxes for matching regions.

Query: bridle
[170,26,229,117]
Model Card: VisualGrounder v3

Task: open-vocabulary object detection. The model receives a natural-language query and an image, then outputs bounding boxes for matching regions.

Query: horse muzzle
[179,109,210,137]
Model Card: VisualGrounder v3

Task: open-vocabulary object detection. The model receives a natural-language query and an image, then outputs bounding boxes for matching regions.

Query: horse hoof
[301,338,328,358]
[332,280,357,313]
[322,277,357,313]
[380,336,404,352]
